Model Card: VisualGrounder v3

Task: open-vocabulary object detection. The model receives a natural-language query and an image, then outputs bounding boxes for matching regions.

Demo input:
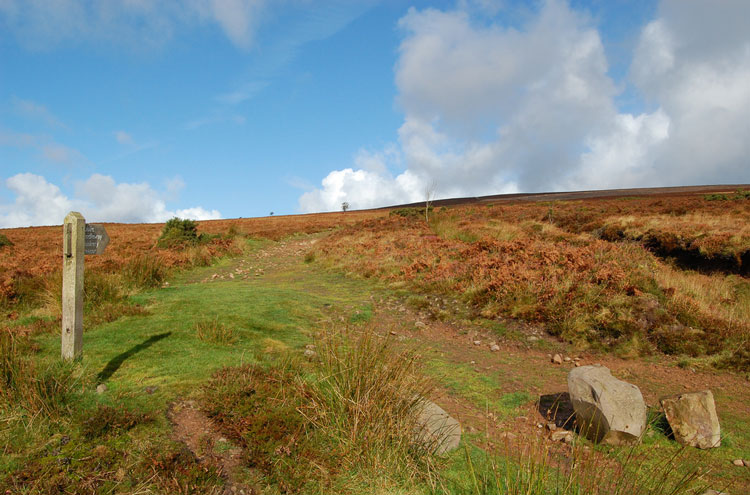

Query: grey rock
[416,400,461,455]
[567,365,647,445]
[551,430,574,443]
[661,390,721,449]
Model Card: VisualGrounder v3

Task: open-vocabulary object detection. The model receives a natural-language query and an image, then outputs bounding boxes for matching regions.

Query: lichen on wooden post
[62,211,85,360]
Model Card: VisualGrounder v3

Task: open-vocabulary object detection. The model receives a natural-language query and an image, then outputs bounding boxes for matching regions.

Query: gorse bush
[157,217,205,248]
[0,233,13,248]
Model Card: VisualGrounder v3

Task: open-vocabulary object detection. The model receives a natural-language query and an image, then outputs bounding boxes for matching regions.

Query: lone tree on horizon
[342,202,350,212]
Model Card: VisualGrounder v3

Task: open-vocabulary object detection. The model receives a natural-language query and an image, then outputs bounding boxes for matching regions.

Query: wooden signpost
[62,212,109,361]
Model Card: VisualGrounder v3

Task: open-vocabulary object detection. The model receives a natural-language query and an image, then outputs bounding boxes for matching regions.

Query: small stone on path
[473,340,481,346]
[551,430,574,443]
[552,354,563,364]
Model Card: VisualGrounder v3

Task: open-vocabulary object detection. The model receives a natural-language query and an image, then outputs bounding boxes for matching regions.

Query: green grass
[2,234,747,494]
[424,357,533,420]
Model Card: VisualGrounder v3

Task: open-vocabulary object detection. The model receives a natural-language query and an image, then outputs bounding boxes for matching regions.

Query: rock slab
[567,365,647,445]
[416,400,461,455]
[661,390,721,449]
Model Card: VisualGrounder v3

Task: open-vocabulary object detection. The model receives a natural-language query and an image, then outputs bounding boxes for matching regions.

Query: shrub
[157,217,204,248]
[0,233,13,248]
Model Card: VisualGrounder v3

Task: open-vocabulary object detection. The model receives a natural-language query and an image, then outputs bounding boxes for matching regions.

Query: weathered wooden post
[62,212,85,360]
[62,212,109,361]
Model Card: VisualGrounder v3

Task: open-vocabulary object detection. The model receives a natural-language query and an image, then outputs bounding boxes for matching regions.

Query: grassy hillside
[1,190,749,493]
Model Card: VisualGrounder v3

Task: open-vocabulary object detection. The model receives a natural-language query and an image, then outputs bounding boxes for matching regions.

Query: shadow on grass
[96,332,171,384]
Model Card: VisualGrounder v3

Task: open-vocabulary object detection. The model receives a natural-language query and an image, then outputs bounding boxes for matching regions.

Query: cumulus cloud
[300,0,750,212]
[0,173,221,228]
[0,0,266,50]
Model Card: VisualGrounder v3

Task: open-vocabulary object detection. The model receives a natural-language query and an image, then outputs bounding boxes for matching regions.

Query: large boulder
[567,365,647,445]
[415,400,461,455]
[660,390,721,449]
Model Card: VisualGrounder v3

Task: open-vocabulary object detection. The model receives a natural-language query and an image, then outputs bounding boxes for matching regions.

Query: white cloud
[300,0,750,212]
[0,173,222,228]
[0,0,266,50]
[11,97,67,128]
[175,207,222,221]
[114,130,134,145]
[0,128,87,165]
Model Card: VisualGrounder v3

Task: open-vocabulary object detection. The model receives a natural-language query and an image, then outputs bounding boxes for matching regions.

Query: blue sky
[1,0,748,227]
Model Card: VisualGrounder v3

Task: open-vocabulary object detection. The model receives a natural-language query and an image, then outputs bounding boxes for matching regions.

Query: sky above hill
[1,0,749,227]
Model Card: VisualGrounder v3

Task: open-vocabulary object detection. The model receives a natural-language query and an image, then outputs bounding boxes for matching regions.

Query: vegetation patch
[0,233,13,248]
[157,217,208,248]
[201,327,437,493]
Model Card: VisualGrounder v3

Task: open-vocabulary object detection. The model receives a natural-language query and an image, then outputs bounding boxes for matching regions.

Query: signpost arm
[62,212,85,360]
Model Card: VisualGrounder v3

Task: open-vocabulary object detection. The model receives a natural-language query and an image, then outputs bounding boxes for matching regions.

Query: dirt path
[168,400,258,495]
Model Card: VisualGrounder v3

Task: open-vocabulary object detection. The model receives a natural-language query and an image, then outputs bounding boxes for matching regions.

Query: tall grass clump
[307,327,436,476]
[1,328,79,419]
[201,325,438,493]
[442,435,710,495]
[123,253,168,288]
[194,317,236,345]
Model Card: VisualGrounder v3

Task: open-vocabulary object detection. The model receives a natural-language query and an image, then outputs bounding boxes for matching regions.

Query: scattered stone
[304,344,316,350]
[732,459,744,467]
[144,386,158,395]
[551,430,575,443]
[567,365,647,445]
[470,361,476,365]
[473,340,481,346]
[701,490,729,495]
[415,321,427,328]
[527,335,539,342]
[552,354,563,364]
[390,330,398,336]
[228,273,234,279]
[546,422,557,431]
[211,273,218,280]
[574,361,581,367]
[96,383,107,394]
[536,423,543,429]
[499,432,517,440]
[303,349,317,359]
[415,400,461,455]
[745,460,750,467]
[564,356,572,362]
[660,390,721,449]
[490,344,500,352]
